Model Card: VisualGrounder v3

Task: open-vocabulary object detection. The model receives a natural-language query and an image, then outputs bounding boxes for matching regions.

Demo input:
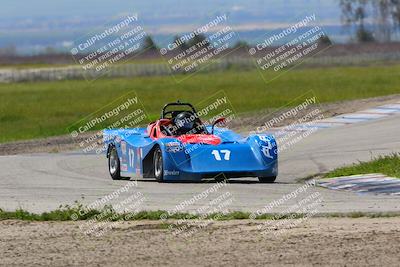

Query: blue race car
[103,102,278,182]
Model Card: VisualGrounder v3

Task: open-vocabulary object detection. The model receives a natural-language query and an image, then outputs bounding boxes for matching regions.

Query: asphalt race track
[1,113,400,214]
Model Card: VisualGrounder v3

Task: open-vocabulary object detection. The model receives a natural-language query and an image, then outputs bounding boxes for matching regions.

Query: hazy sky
[0,0,346,53]
[0,0,340,23]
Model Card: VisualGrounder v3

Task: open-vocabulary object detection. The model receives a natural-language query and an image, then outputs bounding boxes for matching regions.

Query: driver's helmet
[174,111,195,135]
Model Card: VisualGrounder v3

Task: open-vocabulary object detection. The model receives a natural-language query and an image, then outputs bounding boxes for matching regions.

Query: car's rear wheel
[258,176,276,183]
[108,146,122,180]
[154,147,164,182]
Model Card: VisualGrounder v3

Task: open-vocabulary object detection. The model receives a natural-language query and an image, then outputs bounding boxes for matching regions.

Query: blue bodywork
[103,126,278,181]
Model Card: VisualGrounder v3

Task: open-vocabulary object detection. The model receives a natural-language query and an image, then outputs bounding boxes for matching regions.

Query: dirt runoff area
[0,217,399,267]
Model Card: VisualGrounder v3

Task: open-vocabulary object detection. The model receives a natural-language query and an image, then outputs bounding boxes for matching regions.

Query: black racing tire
[258,176,277,183]
[108,146,122,180]
[153,147,164,182]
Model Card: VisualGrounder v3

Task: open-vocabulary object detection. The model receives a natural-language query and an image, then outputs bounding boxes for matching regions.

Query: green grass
[0,204,276,221]
[0,59,166,70]
[0,63,71,69]
[1,205,399,221]
[1,65,400,143]
[324,153,400,179]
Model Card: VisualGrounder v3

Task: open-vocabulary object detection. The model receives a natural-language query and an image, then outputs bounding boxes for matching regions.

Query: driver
[174,111,197,135]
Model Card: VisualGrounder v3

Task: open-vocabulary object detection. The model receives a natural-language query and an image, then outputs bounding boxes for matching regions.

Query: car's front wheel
[108,146,122,180]
[154,147,164,182]
[258,176,276,183]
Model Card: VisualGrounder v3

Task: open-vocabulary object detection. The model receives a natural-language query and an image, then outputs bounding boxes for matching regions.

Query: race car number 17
[212,149,231,161]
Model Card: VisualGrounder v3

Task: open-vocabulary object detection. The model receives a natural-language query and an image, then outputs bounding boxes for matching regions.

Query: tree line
[340,0,400,42]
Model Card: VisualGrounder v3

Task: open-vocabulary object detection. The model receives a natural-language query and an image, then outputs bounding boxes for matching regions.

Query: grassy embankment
[1,65,400,143]
[324,154,400,179]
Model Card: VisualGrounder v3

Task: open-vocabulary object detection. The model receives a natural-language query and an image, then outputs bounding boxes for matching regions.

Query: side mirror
[211,117,226,134]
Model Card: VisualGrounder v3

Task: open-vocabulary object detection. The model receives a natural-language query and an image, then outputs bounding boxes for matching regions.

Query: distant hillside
[0,0,345,55]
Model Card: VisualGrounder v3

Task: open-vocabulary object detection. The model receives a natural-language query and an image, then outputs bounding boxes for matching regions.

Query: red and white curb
[273,101,400,134]
[317,173,400,195]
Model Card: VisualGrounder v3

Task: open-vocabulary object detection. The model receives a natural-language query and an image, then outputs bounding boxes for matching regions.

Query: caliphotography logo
[67,90,150,154]
[249,13,333,83]
[250,91,325,155]
[70,14,149,81]
[249,180,324,237]
[159,13,242,82]
[159,175,235,239]
[1,1,400,267]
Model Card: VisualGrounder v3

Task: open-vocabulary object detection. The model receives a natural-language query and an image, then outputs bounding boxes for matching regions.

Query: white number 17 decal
[211,149,231,161]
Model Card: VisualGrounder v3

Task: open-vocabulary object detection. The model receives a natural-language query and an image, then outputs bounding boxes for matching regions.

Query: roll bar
[161,101,197,119]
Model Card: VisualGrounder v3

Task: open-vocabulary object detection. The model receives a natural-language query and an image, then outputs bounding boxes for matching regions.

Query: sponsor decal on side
[120,163,128,172]
[257,135,276,159]
[164,170,180,176]
[165,142,183,152]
